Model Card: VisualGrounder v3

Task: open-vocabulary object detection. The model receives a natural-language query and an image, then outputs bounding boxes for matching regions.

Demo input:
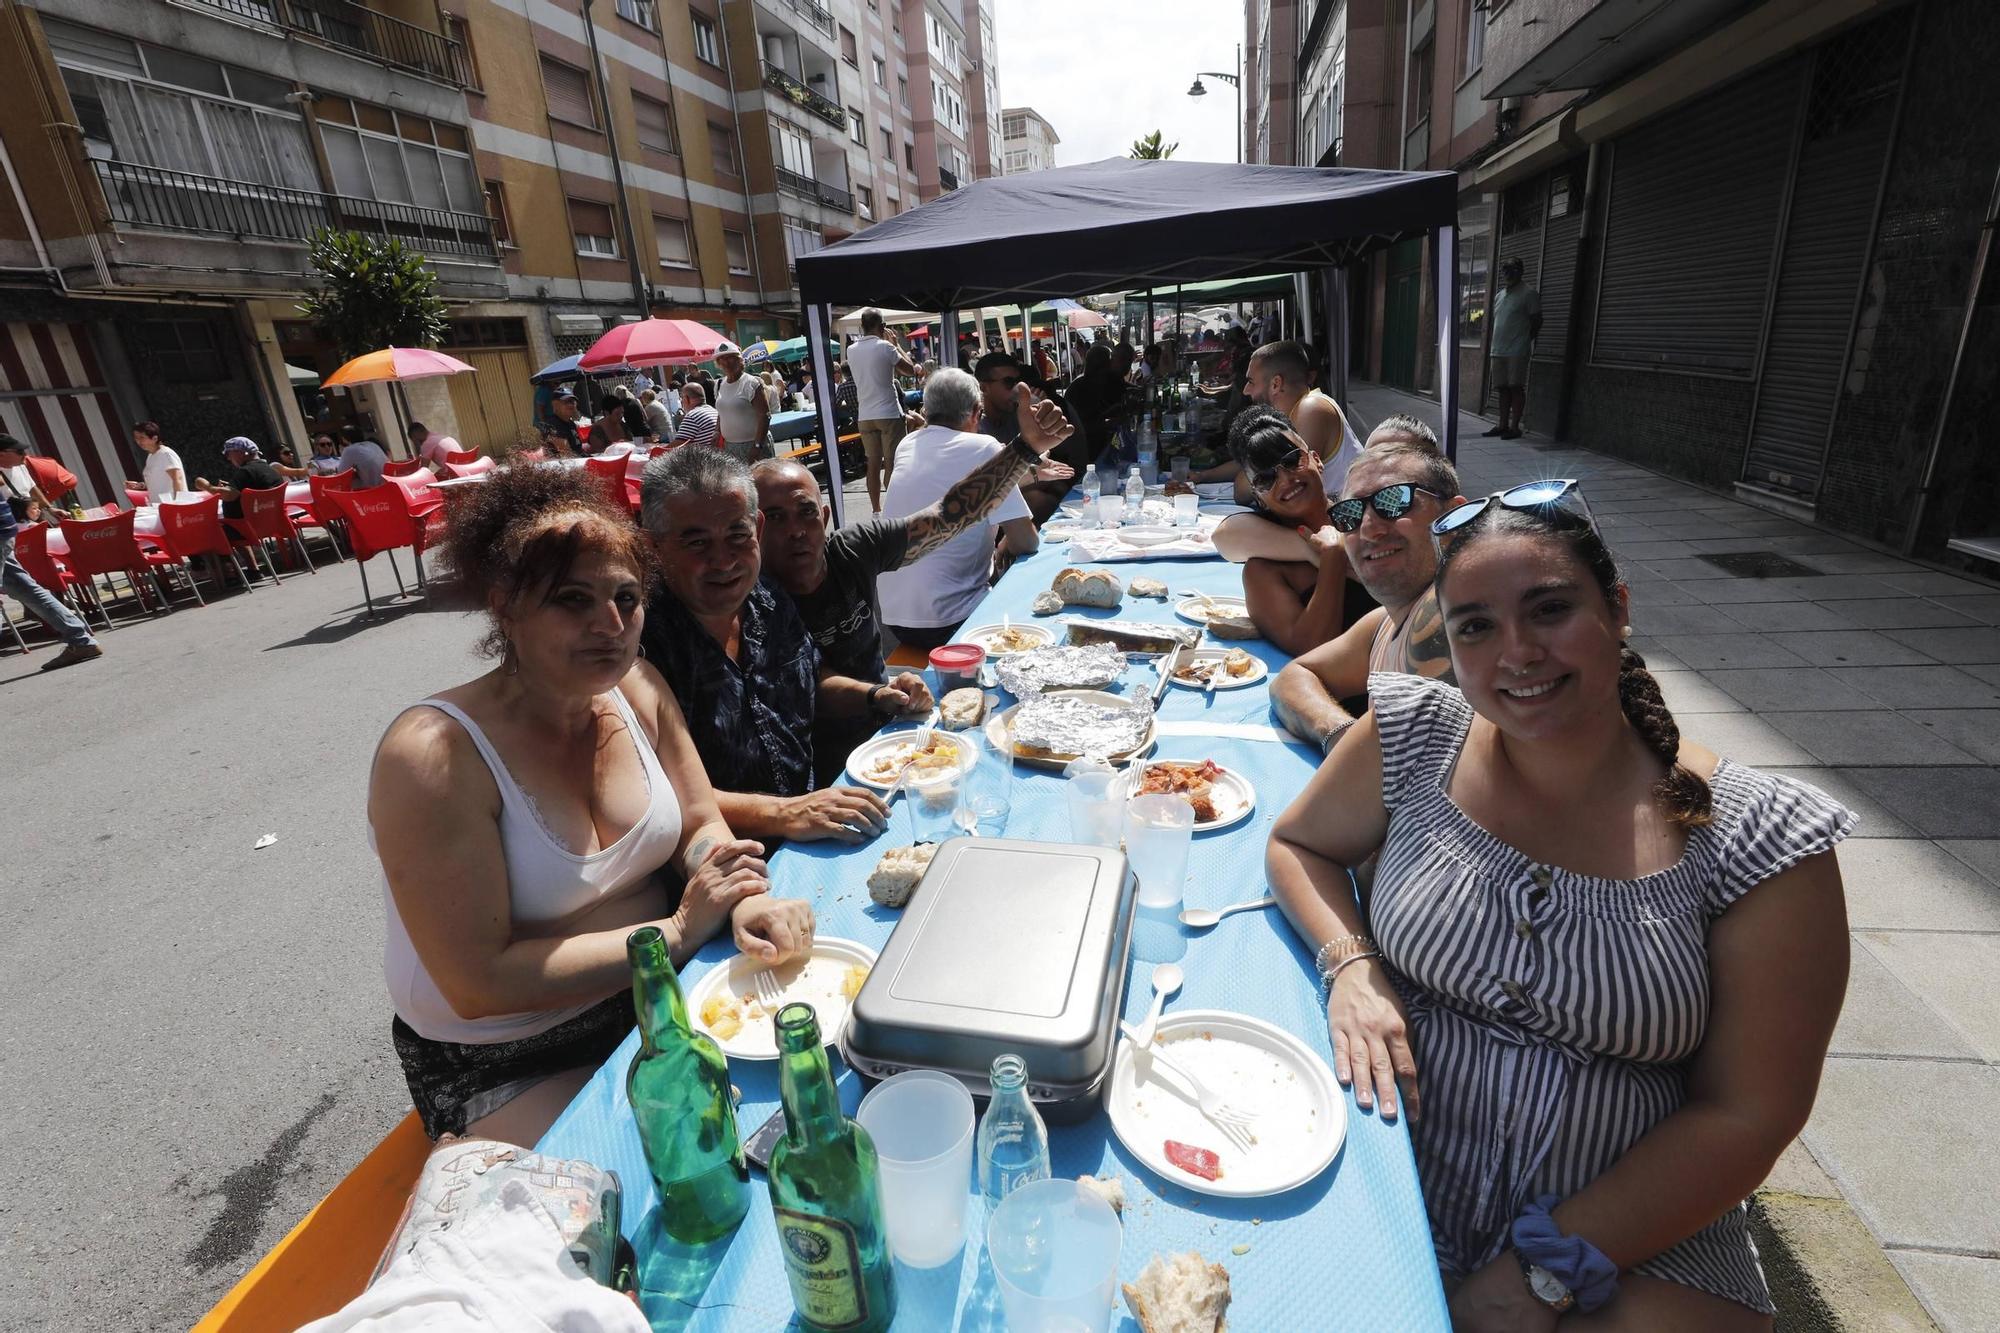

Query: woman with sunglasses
[1269,489,1852,1330]
[1221,405,1380,655]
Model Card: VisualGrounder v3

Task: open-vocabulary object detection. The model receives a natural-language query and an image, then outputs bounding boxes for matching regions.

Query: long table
[537,539,1448,1330]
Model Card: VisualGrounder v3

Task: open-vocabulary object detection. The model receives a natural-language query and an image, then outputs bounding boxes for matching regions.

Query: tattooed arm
[1269,607,1387,749]
[898,384,1074,563]
[1399,589,1455,682]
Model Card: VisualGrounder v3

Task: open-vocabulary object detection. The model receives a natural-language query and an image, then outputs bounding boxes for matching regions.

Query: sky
[991,0,1245,168]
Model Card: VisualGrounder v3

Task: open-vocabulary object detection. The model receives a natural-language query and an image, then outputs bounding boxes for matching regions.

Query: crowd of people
[357,309,1851,1328]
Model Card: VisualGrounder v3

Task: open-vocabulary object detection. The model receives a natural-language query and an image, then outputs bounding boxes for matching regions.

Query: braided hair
[1435,502,1713,829]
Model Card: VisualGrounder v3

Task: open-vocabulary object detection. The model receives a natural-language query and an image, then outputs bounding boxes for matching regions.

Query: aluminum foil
[1063,618,1202,654]
[995,644,1127,697]
[1010,694,1154,758]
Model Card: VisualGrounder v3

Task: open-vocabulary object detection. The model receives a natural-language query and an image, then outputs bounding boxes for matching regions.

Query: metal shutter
[1534,162,1584,362]
[541,58,595,127]
[1592,61,1802,373]
[1744,11,1909,496]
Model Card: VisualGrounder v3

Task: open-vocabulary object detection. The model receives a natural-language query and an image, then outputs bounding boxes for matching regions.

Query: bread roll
[1052,566,1124,609]
[1222,648,1254,677]
[867,843,938,909]
[1031,590,1063,616]
[1078,1173,1126,1216]
[938,687,987,730]
[1129,576,1169,600]
[1122,1252,1231,1333]
[1203,613,1258,641]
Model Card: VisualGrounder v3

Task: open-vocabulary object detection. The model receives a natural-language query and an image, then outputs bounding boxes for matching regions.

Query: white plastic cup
[856,1070,976,1268]
[986,1177,1122,1333]
[1172,492,1200,527]
[1171,455,1191,484]
[1098,493,1125,528]
[1063,758,1125,846]
[1124,793,1195,910]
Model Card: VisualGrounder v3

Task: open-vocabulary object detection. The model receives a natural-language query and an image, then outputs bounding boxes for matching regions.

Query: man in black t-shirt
[752,382,1076,783]
[199,437,285,519]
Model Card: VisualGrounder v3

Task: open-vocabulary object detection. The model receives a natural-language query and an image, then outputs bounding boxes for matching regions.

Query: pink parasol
[579,319,729,371]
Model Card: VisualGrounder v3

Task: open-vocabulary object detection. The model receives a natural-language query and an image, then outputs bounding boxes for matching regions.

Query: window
[782,218,821,265]
[131,318,227,382]
[708,121,737,177]
[872,56,885,88]
[443,14,480,89]
[615,0,657,31]
[569,198,618,257]
[483,179,514,246]
[654,214,692,269]
[632,92,676,154]
[1410,39,1434,125]
[849,107,867,146]
[723,228,751,275]
[839,26,858,65]
[1461,0,1485,80]
[776,121,814,178]
[540,55,596,128]
[880,127,893,157]
[691,13,719,66]
[317,98,481,213]
[903,141,915,171]
[898,75,908,109]
[857,185,873,219]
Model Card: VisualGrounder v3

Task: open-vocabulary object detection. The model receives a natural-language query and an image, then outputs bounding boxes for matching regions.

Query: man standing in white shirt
[876,369,1039,650]
[712,341,770,466]
[844,309,921,515]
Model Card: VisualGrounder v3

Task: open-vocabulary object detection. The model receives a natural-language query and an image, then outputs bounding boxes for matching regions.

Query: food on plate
[867,843,939,908]
[861,734,961,784]
[1078,1173,1127,1217]
[1172,651,1255,686]
[1009,693,1153,760]
[1064,619,1201,654]
[698,959,872,1043]
[1031,590,1063,616]
[1122,1251,1233,1333]
[1129,576,1169,600]
[1135,760,1228,823]
[699,992,750,1041]
[1202,613,1258,641]
[1223,648,1254,677]
[938,687,987,730]
[1162,480,1195,497]
[1053,566,1124,608]
[840,964,869,1000]
[978,625,1042,654]
[1162,1139,1224,1182]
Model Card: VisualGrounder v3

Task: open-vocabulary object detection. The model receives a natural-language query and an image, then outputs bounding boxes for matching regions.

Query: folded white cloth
[296,1177,647,1333]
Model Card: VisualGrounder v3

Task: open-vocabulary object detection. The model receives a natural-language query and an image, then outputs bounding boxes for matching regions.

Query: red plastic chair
[583,456,637,513]
[226,484,315,580]
[382,457,425,478]
[441,455,496,481]
[11,523,90,628]
[124,487,150,509]
[54,509,180,623]
[442,448,482,466]
[154,494,255,602]
[324,484,438,616]
[296,470,357,561]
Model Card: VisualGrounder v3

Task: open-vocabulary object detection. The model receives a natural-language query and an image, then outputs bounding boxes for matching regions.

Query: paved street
[2,399,1996,1330]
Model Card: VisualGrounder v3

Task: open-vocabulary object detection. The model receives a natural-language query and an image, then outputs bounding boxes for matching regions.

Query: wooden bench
[194,1111,431,1332]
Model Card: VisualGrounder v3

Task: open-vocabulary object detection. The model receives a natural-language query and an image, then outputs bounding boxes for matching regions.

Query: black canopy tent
[795,157,1462,527]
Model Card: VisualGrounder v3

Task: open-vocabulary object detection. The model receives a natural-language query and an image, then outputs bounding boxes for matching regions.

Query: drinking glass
[1171,455,1191,485]
[856,1070,976,1268]
[1124,793,1194,910]
[1097,493,1125,528]
[987,1178,1122,1333]
[906,748,965,844]
[954,729,1013,838]
[1172,493,1200,528]
[1062,758,1125,846]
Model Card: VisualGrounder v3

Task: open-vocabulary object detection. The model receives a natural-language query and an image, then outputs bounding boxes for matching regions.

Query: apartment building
[1244,0,1297,164]
[1000,106,1058,176]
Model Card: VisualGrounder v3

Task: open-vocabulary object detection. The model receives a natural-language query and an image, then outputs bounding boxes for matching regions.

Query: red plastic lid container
[929,643,987,691]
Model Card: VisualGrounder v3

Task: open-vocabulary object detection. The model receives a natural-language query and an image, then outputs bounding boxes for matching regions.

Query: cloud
[992,0,1243,168]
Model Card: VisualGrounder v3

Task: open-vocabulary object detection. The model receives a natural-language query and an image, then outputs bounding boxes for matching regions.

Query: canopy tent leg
[1329,267,1350,409]
[1436,224,1459,463]
[940,311,960,368]
[804,302,847,530]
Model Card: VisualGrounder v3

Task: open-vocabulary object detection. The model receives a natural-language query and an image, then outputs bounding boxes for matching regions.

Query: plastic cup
[1098,493,1125,528]
[954,728,1013,838]
[1124,793,1195,910]
[856,1070,976,1268]
[1171,455,1191,484]
[986,1178,1122,1333]
[1063,758,1125,846]
[1172,492,1200,527]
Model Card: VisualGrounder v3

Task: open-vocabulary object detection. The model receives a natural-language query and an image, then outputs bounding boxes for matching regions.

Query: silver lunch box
[840,837,1137,1123]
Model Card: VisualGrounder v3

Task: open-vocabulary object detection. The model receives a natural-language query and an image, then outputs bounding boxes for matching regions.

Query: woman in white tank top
[370,467,816,1144]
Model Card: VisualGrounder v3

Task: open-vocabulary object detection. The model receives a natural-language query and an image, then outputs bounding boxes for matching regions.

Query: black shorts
[392,992,634,1140]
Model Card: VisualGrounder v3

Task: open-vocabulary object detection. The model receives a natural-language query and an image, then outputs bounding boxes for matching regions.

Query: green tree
[297,229,447,358]
[1129,131,1178,160]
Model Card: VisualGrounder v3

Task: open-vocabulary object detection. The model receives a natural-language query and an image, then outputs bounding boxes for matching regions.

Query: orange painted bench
[193,1110,430,1333]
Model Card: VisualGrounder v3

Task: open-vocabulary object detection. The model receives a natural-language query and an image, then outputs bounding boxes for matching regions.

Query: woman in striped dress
[1268,492,1852,1330]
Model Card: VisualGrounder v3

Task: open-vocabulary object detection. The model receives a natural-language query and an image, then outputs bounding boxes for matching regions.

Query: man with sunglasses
[1269,422,1466,752]
[977,352,1083,523]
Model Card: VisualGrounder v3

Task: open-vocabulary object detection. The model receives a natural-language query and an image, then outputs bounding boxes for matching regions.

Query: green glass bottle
[625,926,749,1245]
[767,1002,896,1333]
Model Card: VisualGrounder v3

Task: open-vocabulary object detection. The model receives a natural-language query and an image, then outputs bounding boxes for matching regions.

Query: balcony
[764,0,835,39]
[192,0,469,86]
[774,166,854,214]
[938,165,958,191]
[763,62,847,130]
[91,158,498,260]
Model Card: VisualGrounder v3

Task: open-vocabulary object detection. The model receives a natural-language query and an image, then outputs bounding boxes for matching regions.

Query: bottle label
[773,1207,869,1329]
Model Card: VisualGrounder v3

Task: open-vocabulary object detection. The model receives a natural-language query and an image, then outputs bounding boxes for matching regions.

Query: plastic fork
[1119,1021,1258,1152]
[751,963,785,1013]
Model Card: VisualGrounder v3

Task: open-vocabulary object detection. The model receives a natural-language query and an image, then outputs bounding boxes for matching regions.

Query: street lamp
[1187,44,1243,164]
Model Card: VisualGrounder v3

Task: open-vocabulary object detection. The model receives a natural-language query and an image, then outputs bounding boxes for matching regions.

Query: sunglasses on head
[1328,482,1443,533]
[1430,478,1594,539]
[1248,445,1311,492]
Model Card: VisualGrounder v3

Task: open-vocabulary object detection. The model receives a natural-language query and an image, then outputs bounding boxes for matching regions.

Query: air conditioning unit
[552,314,604,336]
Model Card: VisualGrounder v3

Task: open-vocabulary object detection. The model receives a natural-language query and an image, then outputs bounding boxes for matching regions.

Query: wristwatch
[1005,435,1042,467]
[1518,1255,1576,1314]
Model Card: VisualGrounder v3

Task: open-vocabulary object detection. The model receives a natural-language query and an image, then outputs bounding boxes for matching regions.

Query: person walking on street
[712,342,770,467]
[1486,259,1542,440]
[844,309,921,515]
[0,435,102,670]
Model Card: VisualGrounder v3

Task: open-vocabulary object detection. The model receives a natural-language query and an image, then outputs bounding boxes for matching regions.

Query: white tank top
[377,687,685,1044]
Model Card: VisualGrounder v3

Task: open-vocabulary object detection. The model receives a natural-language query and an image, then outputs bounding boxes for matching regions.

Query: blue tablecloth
[537,540,1449,1331]
[771,410,818,443]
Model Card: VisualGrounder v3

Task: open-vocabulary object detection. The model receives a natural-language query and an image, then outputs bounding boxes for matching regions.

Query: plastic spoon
[1129,962,1184,1049]
[1178,895,1279,930]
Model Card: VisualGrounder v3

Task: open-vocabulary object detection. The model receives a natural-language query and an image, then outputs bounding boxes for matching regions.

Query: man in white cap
[712,340,770,465]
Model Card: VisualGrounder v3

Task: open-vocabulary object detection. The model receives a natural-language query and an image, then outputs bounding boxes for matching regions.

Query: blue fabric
[539,540,1449,1331]
[1511,1194,1620,1313]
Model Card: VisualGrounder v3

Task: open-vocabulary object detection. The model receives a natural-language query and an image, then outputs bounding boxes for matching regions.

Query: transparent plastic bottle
[976,1053,1051,1205]
[1123,466,1144,509]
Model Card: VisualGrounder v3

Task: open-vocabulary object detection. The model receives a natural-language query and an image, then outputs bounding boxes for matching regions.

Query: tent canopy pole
[804,301,846,529]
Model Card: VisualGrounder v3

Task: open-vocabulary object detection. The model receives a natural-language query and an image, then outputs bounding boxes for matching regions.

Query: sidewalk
[1349,381,1999,1332]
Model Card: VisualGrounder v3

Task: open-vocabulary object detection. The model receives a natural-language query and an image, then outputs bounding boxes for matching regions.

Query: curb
[1753,1143,1939,1332]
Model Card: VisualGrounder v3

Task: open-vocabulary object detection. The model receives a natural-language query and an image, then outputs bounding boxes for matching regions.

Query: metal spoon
[1129,962,1184,1049]
[1178,895,1279,930]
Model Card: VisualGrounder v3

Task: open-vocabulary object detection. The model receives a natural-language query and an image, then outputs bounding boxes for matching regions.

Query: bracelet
[1510,1194,1619,1314]
[1321,950,1381,991]
[1314,933,1375,978]
[866,684,894,716]
[1006,435,1042,468]
[1320,717,1357,757]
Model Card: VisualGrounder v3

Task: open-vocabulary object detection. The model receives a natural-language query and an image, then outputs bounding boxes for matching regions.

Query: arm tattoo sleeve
[1402,597,1455,682]
[900,444,1036,563]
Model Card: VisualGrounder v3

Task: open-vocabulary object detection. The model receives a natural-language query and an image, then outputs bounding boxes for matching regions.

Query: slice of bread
[1077,1173,1126,1216]
[1122,1251,1231,1333]
[938,687,987,730]
[866,843,938,908]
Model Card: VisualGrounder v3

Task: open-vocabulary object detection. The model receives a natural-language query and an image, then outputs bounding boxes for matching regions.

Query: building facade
[1000,106,1058,175]
[1245,0,1298,164]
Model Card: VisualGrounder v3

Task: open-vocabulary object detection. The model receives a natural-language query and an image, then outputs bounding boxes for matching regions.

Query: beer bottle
[767,1002,896,1332]
[625,926,749,1245]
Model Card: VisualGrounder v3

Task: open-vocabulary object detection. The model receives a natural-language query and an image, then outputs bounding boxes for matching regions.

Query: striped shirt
[675,404,720,450]
[1366,673,1853,1313]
